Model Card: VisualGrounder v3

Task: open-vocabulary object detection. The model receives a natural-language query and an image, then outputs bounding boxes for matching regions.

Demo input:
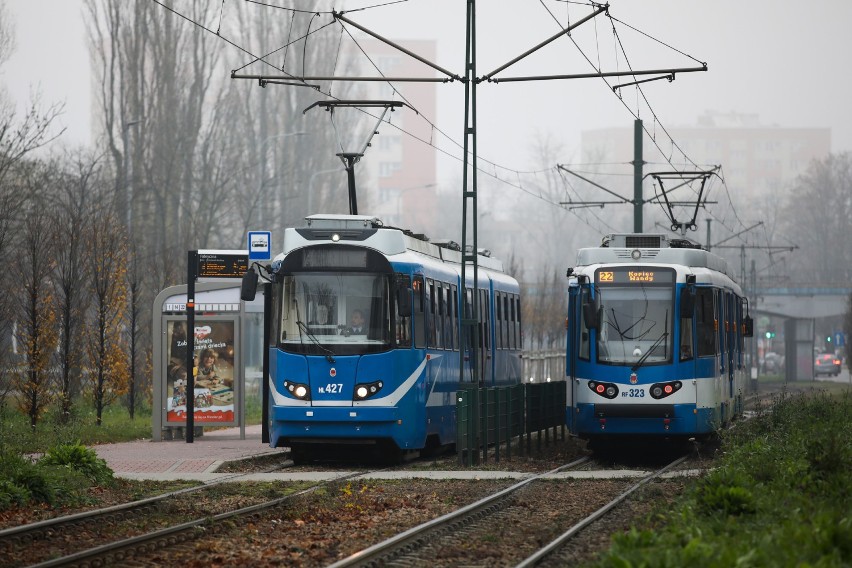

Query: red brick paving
[91,425,281,474]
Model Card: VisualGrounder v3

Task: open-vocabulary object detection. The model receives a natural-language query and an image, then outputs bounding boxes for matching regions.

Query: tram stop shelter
[152,250,265,441]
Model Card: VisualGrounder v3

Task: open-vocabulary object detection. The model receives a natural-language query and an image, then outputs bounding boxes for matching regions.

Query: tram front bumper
[573,402,716,436]
[270,404,421,448]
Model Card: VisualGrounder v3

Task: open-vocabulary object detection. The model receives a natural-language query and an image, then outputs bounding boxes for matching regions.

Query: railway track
[0,462,369,568]
[326,455,688,568]
[2,440,700,567]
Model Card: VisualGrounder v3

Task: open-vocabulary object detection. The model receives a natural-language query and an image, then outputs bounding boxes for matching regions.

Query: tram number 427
[622,388,645,398]
[318,384,344,394]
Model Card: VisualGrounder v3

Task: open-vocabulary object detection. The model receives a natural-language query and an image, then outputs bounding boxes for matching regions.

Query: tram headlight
[353,380,384,401]
[588,381,619,400]
[649,381,683,400]
[283,380,311,401]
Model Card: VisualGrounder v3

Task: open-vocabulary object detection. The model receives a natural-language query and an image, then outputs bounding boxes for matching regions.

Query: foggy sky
[3,0,851,177]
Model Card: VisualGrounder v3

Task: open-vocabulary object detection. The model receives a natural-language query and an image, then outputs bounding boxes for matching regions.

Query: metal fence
[521,350,566,383]
[456,380,566,466]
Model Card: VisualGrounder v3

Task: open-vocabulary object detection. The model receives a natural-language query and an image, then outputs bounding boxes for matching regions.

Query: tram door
[725,292,735,399]
[479,288,491,386]
[566,285,581,432]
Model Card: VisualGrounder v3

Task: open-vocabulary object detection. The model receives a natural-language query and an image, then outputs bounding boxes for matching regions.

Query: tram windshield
[595,284,673,366]
[277,272,392,355]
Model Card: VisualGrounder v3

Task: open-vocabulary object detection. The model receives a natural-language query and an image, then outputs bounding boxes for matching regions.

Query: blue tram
[565,233,753,442]
[245,214,522,461]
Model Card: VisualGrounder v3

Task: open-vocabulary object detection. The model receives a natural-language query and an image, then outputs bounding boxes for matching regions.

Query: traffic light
[826,335,832,343]
[765,329,776,339]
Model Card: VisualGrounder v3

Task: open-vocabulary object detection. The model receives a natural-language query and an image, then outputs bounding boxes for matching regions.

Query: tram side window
[496,292,503,349]
[680,295,694,361]
[509,294,516,350]
[480,289,490,350]
[445,283,452,349]
[450,284,458,350]
[443,285,451,349]
[503,295,510,350]
[696,288,717,357]
[737,298,744,366]
[503,293,510,349]
[515,296,522,350]
[432,282,444,349]
[463,288,473,352]
[413,276,426,349]
[716,290,725,358]
[395,275,412,348]
[427,279,437,348]
[579,287,591,361]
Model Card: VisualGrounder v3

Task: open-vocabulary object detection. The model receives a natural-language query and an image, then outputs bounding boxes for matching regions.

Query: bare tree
[125,241,143,418]
[85,207,130,425]
[11,171,59,428]
[0,0,15,69]
[781,153,852,284]
[52,153,99,421]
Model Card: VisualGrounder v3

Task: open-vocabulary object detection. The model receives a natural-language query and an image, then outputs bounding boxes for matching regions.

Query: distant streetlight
[122,117,144,233]
[258,131,309,190]
[396,183,437,221]
[307,167,345,215]
[258,131,310,231]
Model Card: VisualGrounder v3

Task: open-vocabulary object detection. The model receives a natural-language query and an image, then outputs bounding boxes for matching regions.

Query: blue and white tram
[245,214,523,461]
[565,233,753,442]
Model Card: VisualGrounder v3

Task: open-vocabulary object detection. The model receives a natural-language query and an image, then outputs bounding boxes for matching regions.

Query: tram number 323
[623,388,645,398]
[318,384,344,394]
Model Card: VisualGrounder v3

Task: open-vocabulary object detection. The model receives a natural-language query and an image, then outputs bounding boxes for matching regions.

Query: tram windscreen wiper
[631,331,669,372]
[294,298,335,363]
[296,321,336,363]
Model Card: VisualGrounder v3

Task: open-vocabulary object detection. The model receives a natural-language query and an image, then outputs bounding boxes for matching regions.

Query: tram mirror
[240,269,259,301]
[743,315,754,338]
[397,287,412,316]
[582,300,599,329]
[679,290,695,315]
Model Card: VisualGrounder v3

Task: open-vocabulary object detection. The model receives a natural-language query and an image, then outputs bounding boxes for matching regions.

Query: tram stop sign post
[248,231,272,261]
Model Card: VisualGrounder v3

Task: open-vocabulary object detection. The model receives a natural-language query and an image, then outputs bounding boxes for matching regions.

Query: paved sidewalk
[91,424,283,476]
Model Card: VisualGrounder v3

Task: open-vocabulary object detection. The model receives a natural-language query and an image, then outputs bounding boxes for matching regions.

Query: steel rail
[514,454,689,567]
[28,469,372,568]
[326,456,592,568]
[0,460,291,544]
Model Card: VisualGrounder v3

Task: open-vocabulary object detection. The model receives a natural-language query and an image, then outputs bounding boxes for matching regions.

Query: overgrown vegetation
[590,390,852,567]
[0,399,151,511]
[0,391,266,512]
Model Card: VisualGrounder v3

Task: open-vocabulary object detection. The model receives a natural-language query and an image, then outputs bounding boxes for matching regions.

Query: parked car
[814,353,841,377]
[764,352,785,374]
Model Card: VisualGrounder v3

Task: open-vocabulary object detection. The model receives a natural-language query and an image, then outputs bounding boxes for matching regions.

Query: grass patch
[0,393,265,513]
[588,389,852,567]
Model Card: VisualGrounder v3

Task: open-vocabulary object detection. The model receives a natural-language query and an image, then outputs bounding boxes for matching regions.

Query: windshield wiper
[631,331,669,373]
[293,298,335,363]
[297,321,336,364]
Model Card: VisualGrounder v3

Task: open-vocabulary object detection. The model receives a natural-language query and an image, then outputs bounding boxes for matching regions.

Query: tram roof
[280,214,505,272]
[575,233,734,279]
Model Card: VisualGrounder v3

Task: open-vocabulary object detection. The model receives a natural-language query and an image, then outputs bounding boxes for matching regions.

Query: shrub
[694,469,755,516]
[13,465,57,505]
[39,442,114,485]
[0,478,30,508]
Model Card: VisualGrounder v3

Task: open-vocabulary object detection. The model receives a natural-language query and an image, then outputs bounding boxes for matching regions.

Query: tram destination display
[197,252,249,279]
[596,266,675,284]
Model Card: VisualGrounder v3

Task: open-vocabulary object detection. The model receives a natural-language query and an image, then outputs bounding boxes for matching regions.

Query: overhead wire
[534,1,734,233]
[605,13,750,234]
[157,0,750,243]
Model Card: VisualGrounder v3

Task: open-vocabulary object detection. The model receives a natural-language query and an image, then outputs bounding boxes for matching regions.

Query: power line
[154,1,729,237]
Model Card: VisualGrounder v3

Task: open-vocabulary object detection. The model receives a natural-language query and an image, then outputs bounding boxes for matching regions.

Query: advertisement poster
[166,319,237,424]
